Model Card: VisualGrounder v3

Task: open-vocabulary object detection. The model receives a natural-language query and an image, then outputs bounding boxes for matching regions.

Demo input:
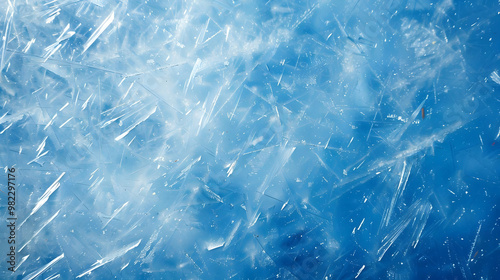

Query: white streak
[226,160,237,177]
[389,97,427,143]
[203,185,223,203]
[24,254,64,280]
[357,218,365,231]
[59,117,73,128]
[468,221,482,262]
[19,210,60,252]
[136,227,162,264]
[355,265,366,278]
[81,94,93,110]
[43,113,58,130]
[292,4,318,30]
[59,102,69,111]
[28,136,50,164]
[76,240,141,278]
[281,200,289,211]
[206,238,225,251]
[224,220,241,250]
[22,38,36,53]
[17,254,29,270]
[0,122,12,134]
[31,173,65,215]
[183,58,202,95]
[115,106,157,141]
[490,70,500,85]
[383,161,411,227]
[1,7,13,70]
[103,202,129,229]
[43,43,62,62]
[82,11,114,54]
[45,274,61,280]
[20,173,65,228]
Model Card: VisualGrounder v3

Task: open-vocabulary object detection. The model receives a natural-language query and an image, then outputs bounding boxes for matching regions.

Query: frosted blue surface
[0,0,499,279]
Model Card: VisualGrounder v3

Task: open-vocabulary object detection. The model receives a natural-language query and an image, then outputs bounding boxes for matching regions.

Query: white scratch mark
[0,122,12,134]
[225,26,230,42]
[226,160,237,177]
[43,113,58,130]
[24,253,64,280]
[183,58,202,95]
[82,11,114,54]
[19,210,60,252]
[249,212,260,228]
[224,220,241,250]
[45,274,61,280]
[468,221,482,262]
[1,6,13,71]
[103,202,129,229]
[355,265,366,278]
[20,173,65,229]
[357,218,365,231]
[347,137,354,148]
[76,240,141,278]
[206,238,225,251]
[281,200,289,211]
[490,70,500,85]
[22,38,36,53]
[115,106,157,141]
[81,94,93,110]
[43,43,62,62]
[292,4,318,30]
[45,8,61,24]
[389,97,428,143]
[59,102,69,111]
[17,254,30,270]
[59,117,73,128]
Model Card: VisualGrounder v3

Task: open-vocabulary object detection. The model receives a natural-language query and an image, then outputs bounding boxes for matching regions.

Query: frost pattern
[0,0,499,279]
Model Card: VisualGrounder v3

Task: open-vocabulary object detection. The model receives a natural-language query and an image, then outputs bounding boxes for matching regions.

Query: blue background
[0,0,499,279]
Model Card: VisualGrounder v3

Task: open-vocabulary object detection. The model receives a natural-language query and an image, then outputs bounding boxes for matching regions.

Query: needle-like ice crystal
[0,0,499,279]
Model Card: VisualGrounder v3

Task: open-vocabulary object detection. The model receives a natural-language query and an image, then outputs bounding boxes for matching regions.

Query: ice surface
[0,0,499,279]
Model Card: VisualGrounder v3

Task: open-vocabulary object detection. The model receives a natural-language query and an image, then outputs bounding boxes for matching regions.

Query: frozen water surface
[0,0,499,279]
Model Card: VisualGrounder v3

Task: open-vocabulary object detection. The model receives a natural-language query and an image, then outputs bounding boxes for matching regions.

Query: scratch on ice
[82,11,115,54]
[19,172,65,229]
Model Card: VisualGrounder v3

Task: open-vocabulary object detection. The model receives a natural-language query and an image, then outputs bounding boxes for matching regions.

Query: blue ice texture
[0,0,499,279]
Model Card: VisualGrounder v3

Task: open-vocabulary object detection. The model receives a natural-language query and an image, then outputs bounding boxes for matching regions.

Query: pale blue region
[0,0,499,279]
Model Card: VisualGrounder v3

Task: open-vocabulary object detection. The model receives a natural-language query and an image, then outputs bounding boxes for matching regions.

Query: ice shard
[0,0,499,279]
